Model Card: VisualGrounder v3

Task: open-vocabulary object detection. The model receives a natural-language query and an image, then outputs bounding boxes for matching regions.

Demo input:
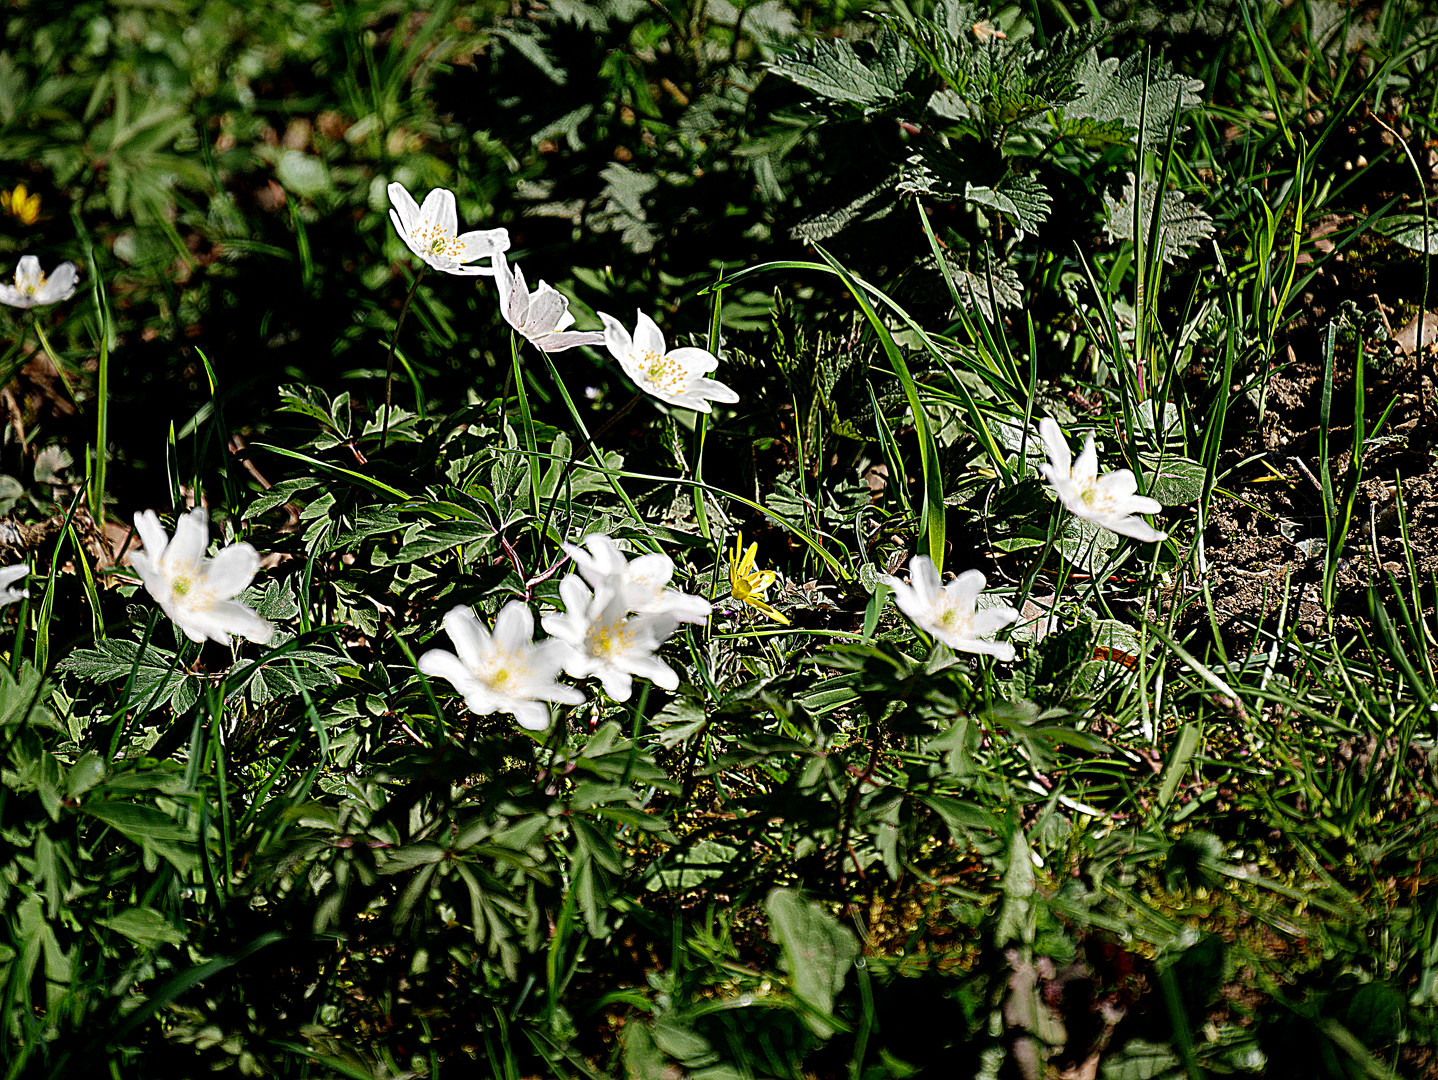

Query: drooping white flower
[387,183,509,276]
[562,532,711,624]
[130,509,274,645]
[417,603,583,731]
[0,256,78,308]
[1038,417,1167,542]
[495,254,605,353]
[542,575,679,702]
[0,564,28,605]
[597,310,740,413]
[881,556,1017,661]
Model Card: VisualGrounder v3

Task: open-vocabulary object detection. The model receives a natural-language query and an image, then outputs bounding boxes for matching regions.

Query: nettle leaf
[933,249,1024,319]
[790,173,900,242]
[1060,51,1203,144]
[767,28,919,108]
[1103,175,1216,264]
[964,173,1051,234]
[590,163,659,253]
[765,887,859,1037]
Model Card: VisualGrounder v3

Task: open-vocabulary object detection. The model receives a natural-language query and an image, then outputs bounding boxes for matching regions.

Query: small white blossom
[597,310,740,413]
[387,183,509,276]
[562,533,711,624]
[0,564,28,605]
[495,254,604,353]
[1038,418,1167,542]
[130,509,273,645]
[0,256,78,308]
[882,556,1017,661]
[418,603,583,731]
[542,575,679,702]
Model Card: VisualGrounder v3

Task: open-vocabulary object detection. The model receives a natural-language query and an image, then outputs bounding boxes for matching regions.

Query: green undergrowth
[2,0,1438,1077]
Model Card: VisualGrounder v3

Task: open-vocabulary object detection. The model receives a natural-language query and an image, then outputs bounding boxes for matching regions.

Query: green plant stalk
[381,264,426,450]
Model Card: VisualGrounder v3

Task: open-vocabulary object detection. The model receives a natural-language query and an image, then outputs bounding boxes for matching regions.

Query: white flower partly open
[496,255,604,353]
[542,575,679,702]
[597,310,740,413]
[0,256,78,309]
[882,556,1017,661]
[0,564,28,605]
[131,509,274,645]
[418,603,583,731]
[562,533,711,624]
[387,183,509,276]
[1038,417,1167,542]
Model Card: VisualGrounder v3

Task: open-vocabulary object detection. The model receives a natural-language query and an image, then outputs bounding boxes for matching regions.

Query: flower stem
[380,265,426,450]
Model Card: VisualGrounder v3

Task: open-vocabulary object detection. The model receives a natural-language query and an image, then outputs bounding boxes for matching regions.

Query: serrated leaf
[590,163,658,253]
[1104,174,1215,263]
[98,907,184,948]
[1060,51,1203,144]
[932,250,1024,319]
[767,29,918,107]
[964,173,1051,234]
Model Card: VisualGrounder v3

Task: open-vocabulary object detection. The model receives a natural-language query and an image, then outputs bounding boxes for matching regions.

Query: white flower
[0,564,28,605]
[542,575,679,702]
[130,509,274,645]
[562,532,711,624]
[387,183,509,276]
[597,310,740,412]
[0,256,78,308]
[495,254,604,353]
[881,556,1017,661]
[417,603,583,731]
[1038,418,1168,542]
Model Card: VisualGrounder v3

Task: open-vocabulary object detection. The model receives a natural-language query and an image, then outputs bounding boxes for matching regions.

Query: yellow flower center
[411,221,466,261]
[585,619,633,660]
[637,349,687,396]
[479,653,528,691]
[172,577,192,597]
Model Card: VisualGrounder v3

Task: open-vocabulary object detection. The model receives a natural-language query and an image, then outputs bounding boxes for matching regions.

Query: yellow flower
[0,185,40,226]
[728,532,790,625]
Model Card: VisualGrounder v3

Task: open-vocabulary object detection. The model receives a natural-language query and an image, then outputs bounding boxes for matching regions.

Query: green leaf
[1057,514,1120,571]
[767,29,918,107]
[993,828,1035,946]
[764,887,859,1037]
[964,174,1052,234]
[642,839,739,891]
[1103,175,1216,264]
[98,907,185,948]
[1100,1039,1181,1080]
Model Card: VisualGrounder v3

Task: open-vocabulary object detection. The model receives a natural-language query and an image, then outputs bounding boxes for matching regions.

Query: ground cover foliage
[2,0,1438,1075]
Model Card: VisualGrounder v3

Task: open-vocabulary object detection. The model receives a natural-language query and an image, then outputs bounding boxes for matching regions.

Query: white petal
[598,311,632,363]
[689,376,739,404]
[203,543,260,598]
[133,510,171,564]
[524,285,570,336]
[947,569,986,612]
[160,510,209,578]
[0,564,27,591]
[908,556,942,608]
[39,263,77,304]
[442,606,491,671]
[0,283,30,308]
[418,648,485,702]
[509,699,552,731]
[14,257,41,293]
[456,228,509,262]
[1099,469,1138,499]
[508,261,532,327]
[665,346,719,375]
[598,668,634,702]
[531,330,606,353]
[204,599,274,643]
[1074,435,1099,483]
[1106,516,1168,543]
[1039,417,1071,478]
[627,653,679,690]
[387,182,421,232]
[969,605,1019,636]
[419,187,458,238]
[491,601,535,653]
[1124,494,1163,516]
[633,311,666,356]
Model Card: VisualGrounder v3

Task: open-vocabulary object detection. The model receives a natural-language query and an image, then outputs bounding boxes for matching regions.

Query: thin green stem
[381,264,426,449]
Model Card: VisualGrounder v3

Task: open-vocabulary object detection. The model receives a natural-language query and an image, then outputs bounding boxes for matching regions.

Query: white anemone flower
[131,509,274,645]
[1038,417,1167,542]
[597,310,740,413]
[882,556,1017,661]
[562,532,711,624]
[417,603,583,731]
[496,255,604,353]
[0,564,28,605]
[387,183,509,276]
[542,575,679,702]
[0,256,78,308]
